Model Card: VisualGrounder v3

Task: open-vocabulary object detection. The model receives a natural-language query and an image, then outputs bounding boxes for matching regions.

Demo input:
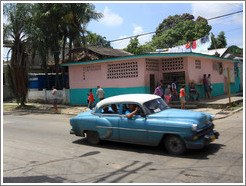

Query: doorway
[150,74,155,94]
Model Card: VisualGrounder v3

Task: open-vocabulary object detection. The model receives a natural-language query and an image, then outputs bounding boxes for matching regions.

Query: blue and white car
[70,94,219,155]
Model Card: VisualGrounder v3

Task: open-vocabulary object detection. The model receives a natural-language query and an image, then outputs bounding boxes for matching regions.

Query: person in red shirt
[179,85,189,109]
[88,89,95,110]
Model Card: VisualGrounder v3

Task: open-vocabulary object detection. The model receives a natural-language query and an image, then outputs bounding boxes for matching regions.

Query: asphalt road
[2,110,243,183]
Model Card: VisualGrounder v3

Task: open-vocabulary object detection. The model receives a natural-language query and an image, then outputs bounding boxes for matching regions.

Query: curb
[3,109,79,116]
[214,107,243,120]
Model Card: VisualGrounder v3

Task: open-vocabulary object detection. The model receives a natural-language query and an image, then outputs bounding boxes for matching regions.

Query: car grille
[196,123,214,137]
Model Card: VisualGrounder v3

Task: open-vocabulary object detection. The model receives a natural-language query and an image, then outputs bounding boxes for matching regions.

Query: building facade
[62,53,241,105]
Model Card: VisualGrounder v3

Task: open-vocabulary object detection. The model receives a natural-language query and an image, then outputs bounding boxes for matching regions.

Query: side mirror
[140,113,146,118]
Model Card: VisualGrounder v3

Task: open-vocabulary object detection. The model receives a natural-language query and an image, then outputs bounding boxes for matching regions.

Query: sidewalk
[3,92,243,120]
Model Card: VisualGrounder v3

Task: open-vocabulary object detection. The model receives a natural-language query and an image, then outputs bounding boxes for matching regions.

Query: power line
[207,10,243,21]
[109,10,243,43]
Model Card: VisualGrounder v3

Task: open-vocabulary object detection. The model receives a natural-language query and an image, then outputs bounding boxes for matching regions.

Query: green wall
[70,86,150,105]
[70,80,241,105]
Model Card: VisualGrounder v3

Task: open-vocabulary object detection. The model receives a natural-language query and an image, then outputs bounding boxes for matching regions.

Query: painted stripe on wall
[70,86,151,105]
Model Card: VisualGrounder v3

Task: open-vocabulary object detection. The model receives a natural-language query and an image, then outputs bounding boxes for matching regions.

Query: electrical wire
[108,10,243,43]
[3,9,243,56]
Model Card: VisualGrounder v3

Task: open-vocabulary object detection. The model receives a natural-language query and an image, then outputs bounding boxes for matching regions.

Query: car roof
[96,94,161,108]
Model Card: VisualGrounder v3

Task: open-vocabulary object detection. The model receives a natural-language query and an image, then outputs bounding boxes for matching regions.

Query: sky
[2,1,244,59]
[86,1,244,49]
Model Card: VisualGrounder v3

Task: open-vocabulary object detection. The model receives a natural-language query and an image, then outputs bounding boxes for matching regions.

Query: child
[179,85,189,109]
[88,89,95,110]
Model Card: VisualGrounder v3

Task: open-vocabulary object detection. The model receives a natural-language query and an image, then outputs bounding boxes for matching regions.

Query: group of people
[87,85,105,110]
[154,75,212,109]
[154,79,179,106]
[51,74,212,112]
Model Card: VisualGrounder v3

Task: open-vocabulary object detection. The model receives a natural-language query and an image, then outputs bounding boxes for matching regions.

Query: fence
[27,88,70,104]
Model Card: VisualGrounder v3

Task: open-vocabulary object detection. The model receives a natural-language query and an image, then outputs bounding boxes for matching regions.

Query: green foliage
[227,45,243,56]
[124,37,154,55]
[86,33,111,47]
[125,13,212,54]
[210,31,227,49]
[3,3,31,106]
[152,13,212,49]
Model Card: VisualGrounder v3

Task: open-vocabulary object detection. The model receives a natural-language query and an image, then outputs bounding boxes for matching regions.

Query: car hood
[148,109,211,127]
[76,110,92,117]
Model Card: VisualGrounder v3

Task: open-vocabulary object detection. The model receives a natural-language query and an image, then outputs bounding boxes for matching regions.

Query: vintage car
[70,94,219,155]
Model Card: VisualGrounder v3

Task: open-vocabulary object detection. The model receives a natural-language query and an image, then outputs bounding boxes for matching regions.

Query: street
[2,110,243,183]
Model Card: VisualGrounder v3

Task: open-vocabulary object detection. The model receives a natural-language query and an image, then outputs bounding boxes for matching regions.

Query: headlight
[191,124,198,131]
[211,114,215,121]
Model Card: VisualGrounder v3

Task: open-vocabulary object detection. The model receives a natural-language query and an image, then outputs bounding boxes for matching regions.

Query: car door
[119,104,147,144]
[95,104,120,141]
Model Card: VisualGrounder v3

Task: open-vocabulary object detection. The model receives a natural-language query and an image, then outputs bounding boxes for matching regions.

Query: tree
[151,13,212,49]
[124,37,143,55]
[86,32,111,47]
[3,3,30,106]
[210,31,227,49]
[227,45,243,57]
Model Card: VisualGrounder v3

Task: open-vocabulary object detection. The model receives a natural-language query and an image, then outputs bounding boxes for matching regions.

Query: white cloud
[132,24,152,45]
[191,3,243,25]
[112,25,153,49]
[111,35,130,49]
[99,6,123,26]
[133,24,144,35]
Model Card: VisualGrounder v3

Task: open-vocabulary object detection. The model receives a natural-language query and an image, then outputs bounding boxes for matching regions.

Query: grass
[224,102,243,111]
[3,104,37,110]
[3,104,18,109]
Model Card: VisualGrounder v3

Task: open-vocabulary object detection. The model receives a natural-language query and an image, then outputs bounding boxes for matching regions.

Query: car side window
[100,104,119,114]
[123,103,144,116]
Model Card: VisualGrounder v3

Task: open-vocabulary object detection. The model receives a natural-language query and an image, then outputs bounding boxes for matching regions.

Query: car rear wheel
[86,131,100,145]
[164,135,186,155]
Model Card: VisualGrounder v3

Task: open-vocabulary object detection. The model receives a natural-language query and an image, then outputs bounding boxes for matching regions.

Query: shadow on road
[3,175,66,183]
[72,138,224,160]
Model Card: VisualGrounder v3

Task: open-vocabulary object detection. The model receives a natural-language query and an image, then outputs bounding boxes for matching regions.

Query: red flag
[186,43,190,49]
[192,41,196,49]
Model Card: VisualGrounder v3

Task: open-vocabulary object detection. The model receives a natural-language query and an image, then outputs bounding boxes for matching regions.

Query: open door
[150,74,155,94]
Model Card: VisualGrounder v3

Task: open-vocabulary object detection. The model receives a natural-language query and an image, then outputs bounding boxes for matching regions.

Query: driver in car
[125,104,139,119]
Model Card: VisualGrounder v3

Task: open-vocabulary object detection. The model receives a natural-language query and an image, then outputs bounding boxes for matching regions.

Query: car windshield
[143,98,168,114]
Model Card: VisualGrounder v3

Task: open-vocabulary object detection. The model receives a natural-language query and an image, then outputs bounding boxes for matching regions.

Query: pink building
[61,53,240,105]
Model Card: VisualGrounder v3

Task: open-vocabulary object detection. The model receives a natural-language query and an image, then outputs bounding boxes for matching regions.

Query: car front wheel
[86,131,100,145]
[164,135,186,155]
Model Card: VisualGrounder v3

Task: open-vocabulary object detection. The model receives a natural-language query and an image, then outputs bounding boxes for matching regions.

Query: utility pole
[227,67,231,106]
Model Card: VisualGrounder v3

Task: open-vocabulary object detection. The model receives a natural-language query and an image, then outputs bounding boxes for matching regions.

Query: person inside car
[102,106,112,114]
[111,104,118,114]
[125,104,139,119]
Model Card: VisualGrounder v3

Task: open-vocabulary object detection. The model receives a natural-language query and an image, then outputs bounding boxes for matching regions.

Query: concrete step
[169,104,198,109]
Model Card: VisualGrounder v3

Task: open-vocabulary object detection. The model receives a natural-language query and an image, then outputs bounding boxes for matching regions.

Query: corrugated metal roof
[87,46,133,57]
[200,48,228,57]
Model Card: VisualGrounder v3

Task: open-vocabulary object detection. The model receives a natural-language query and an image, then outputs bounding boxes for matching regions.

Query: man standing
[96,86,105,101]
[203,74,210,98]
[207,74,212,98]
[52,86,58,112]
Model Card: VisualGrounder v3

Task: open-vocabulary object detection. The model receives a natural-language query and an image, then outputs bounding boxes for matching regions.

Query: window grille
[146,59,159,71]
[162,57,184,71]
[107,61,138,79]
[82,65,101,80]
[195,60,201,69]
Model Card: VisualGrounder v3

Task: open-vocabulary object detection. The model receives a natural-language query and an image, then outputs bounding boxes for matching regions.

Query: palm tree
[3,3,31,106]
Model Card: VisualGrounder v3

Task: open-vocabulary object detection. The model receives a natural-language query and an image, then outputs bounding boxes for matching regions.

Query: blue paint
[70,86,150,105]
